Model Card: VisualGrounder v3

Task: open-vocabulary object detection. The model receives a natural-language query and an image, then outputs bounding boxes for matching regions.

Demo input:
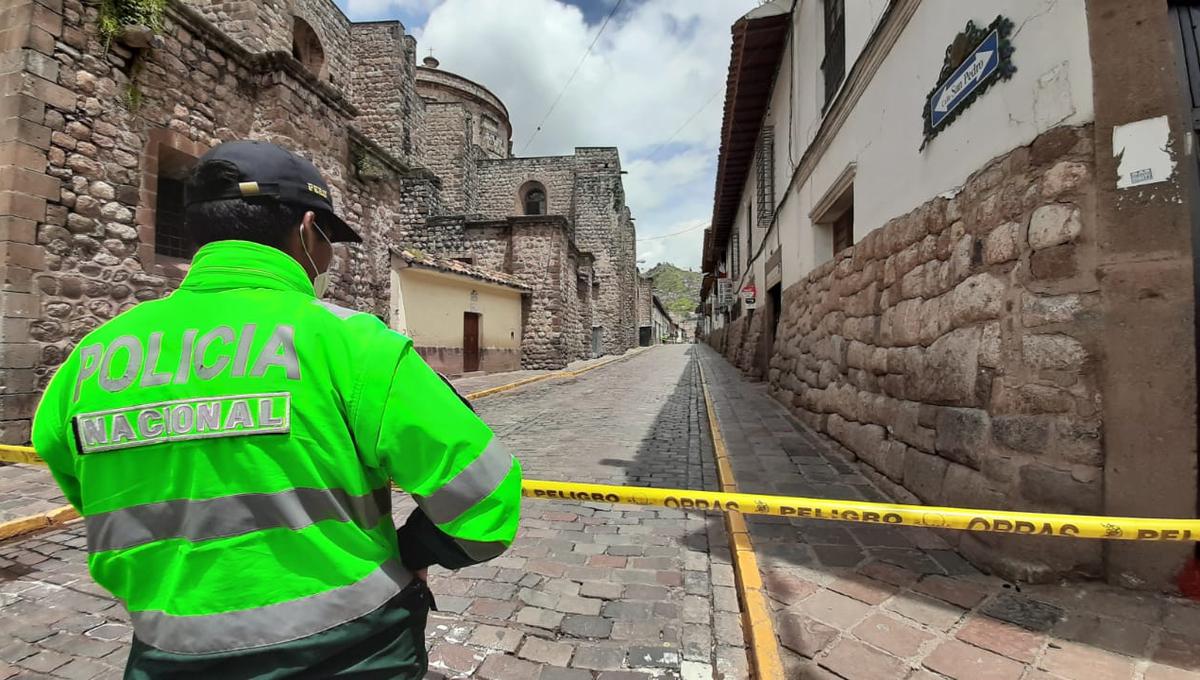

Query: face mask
[300,222,331,298]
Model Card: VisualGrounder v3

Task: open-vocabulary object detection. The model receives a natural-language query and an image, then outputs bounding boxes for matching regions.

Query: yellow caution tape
[3,444,1198,541]
[521,479,1200,542]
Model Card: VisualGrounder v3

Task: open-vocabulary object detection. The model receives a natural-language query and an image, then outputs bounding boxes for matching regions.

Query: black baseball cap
[186,140,361,243]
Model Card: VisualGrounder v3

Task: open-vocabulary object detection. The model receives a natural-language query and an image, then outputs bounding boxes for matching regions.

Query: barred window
[821,0,846,109]
[731,227,741,280]
[154,147,197,260]
[756,126,775,227]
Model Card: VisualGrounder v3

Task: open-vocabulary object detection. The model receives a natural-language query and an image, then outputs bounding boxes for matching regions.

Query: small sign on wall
[741,283,758,310]
[922,16,1016,149]
[1113,116,1175,190]
[717,279,733,308]
[469,289,479,312]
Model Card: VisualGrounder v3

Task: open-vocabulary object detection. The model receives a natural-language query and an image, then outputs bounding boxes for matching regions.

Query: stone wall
[744,125,1101,581]
[475,155,575,220]
[420,103,475,215]
[463,222,512,273]
[407,215,467,255]
[415,66,511,161]
[508,217,572,369]
[349,22,422,164]
[0,0,436,443]
[572,148,637,355]
[637,276,652,328]
[183,0,354,94]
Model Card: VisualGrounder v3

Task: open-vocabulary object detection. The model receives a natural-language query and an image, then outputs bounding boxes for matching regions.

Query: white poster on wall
[1113,115,1175,190]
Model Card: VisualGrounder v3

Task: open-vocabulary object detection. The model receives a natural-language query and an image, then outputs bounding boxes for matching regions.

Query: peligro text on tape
[521,479,1200,542]
[4,444,1199,542]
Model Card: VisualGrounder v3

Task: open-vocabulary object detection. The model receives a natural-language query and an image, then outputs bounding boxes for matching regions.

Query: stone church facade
[0,0,640,445]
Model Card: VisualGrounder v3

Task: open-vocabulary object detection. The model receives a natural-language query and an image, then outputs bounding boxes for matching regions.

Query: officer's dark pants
[124,580,433,679]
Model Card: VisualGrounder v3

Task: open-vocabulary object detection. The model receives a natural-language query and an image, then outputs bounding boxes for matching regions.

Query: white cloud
[343,0,441,21]
[416,0,758,267]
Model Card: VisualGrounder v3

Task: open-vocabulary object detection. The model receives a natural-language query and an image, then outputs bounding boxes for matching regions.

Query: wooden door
[463,312,480,373]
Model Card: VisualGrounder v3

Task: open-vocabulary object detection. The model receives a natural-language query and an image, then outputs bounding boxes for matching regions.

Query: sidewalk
[697,345,1200,680]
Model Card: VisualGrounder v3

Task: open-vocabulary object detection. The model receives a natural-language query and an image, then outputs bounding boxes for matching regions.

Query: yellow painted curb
[698,360,786,680]
[0,505,80,542]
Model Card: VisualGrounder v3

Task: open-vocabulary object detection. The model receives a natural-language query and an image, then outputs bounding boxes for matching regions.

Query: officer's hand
[416,568,428,582]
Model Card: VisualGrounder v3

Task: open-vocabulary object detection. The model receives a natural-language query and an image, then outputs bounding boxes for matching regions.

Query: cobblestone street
[1,346,1200,679]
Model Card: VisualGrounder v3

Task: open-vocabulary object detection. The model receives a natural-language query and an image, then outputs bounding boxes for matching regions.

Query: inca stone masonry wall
[716,125,1104,582]
[0,0,438,443]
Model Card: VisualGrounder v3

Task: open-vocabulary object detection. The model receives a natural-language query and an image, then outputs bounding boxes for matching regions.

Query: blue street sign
[929,30,1000,130]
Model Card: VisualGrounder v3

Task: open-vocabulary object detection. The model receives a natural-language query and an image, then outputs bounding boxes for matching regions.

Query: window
[154,147,197,259]
[154,176,190,258]
[833,205,854,254]
[756,126,775,226]
[811,164,855,261]
[731,227,741,280]
[821,0,846,109]
[292,17,326,79]
[521,182,547,215]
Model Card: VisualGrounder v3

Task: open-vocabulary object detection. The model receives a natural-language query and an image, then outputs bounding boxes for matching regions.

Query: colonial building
[0,0,641,444]
[701,0,1199,590]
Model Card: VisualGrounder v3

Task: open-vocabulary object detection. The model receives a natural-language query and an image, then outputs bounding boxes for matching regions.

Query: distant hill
[645,263,702,319]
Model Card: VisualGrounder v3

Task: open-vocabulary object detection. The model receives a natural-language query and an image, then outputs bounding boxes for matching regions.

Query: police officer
[31,141,522,678]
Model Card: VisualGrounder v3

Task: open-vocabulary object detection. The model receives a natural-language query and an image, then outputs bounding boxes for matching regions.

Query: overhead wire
[636,222,708,242]
[520,0,626,154]
[640,86,724,161]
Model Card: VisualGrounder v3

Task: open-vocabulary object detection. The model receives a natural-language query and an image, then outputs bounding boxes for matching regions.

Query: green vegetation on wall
[98,0,167,43]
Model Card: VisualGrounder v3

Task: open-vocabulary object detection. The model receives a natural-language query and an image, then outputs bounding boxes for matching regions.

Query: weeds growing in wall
[98,0,167,43]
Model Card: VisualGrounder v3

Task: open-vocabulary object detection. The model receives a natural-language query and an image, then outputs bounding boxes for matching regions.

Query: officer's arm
[359,340,522,571]
[31,356,83,511]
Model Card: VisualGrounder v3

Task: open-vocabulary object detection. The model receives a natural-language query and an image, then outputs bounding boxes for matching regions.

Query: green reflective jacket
[31,240,522,656]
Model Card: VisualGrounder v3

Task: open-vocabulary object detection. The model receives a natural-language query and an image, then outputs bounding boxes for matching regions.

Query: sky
[334,0,761,269]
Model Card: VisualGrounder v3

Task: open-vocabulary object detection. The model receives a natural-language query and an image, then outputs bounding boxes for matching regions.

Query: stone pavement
[3,345,1200,680]
[697,344,1200,680]
[0,467,66,525]
[0,346,739,679]
[449,350,641,396]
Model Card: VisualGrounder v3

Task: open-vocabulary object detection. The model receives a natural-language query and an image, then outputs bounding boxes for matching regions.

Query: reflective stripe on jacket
[31,240,522,655]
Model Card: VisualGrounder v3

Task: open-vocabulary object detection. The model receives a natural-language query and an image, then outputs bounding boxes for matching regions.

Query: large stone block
[979,321,1002,368]
[1028,204,1081,250]
[919,326,981,403]
[1018,463,1101,513]
[991,415,1052,454]
[891,399,935,452]
[1021,293,1085,327]
[935,406,990,469]
[1022,333,1087,371]
[1041,161,1090,199]
[949,273,1005,327]
[984,221,1020,264]
[991,378,1077,414]
[942,462,1007,511]
[903,446,948,504]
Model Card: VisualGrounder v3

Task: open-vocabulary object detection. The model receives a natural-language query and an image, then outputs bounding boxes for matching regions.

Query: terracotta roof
[701,2,790,273]
[393,249,532,292]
